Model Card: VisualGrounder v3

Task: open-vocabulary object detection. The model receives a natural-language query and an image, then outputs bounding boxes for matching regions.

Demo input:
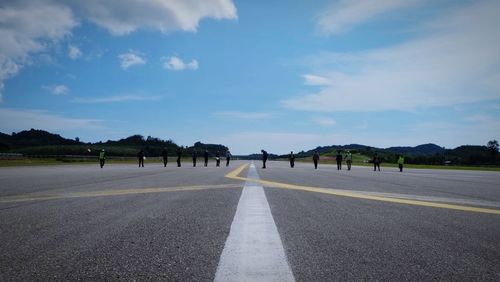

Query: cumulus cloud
[68,44,82,59]
[318,0,418,35]
[43,84,69,95]
[71,0,237,35]
[162,56,198,71]
[0,0,236,100]
[303,74,332,86]
[284,1,500,112]
[0,0,77,101]
[118,50,146,69]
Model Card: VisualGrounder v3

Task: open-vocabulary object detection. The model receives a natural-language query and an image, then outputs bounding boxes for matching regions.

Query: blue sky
[1,0,499,154]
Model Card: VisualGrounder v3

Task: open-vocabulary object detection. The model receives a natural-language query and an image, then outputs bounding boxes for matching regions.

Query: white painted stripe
[214,163,295,282]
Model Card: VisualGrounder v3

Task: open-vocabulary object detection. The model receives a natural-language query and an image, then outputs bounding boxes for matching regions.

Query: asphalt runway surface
[1,160,499,281]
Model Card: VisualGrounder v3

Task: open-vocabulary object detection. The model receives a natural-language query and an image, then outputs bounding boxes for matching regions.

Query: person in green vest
[345,150,353,170]
[99,149,105,168]
[398,155,405,172]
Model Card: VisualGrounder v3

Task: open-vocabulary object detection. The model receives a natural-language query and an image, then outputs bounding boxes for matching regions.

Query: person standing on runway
[335,150,343,170]
[313,151,320,169]
[215,151,221,167]
[225,150,232,167]
[99,149,106,168]
[261,150,268,169]
[161,148,168,167]
[176,147,182,167]
[192,150,198,167]
[373,153,381,171]
[345,150,352,170]
[204,150,209,167]
[289,151,295,168]
[397,155,405,172]
[138,150,145,167]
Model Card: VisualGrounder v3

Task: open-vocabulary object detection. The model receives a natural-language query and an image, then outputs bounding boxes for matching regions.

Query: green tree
[487,139,499,158]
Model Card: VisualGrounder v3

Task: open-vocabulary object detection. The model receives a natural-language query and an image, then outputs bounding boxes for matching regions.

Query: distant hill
[385,143,445,156]
[0,129,80,150]
[0,129,228,157]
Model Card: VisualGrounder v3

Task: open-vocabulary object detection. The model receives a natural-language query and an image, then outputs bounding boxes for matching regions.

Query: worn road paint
[0,183,241,203]
[224,163,500,215]
[215,163,295,282]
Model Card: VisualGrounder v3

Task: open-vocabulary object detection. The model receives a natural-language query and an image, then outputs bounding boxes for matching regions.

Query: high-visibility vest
[398,156,404,164]
[99,151,105,159]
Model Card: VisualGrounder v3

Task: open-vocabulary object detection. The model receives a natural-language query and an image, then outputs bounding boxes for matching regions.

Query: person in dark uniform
[313,151,320,169]
[138,150,145,167]
[192,150,197,167]
[225,150,232,167]
[373,153,381,171]
[176,148,182,167]
[215,151,221,167]
[161,148,168,167]
[335,150,342,170]
[204,150,209,167]
[289,151,295,168]
[99,149,106,168]
[261,150,268,168]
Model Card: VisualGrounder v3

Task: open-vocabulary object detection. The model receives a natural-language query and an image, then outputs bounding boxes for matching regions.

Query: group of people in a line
[262,150,405,172]
[98,148,232,168]
[99,148,406,172]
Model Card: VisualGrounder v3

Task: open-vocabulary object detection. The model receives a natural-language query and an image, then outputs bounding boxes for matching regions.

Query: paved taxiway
[0,160,499,280]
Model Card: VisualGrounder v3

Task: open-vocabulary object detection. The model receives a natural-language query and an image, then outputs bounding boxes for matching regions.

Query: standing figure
[176,148,182,167]
[373,153,381,171]
[204,150,209,167]
[99,149,106,168]
[335,150,343,170]
[345,150,352,170]
[138,150,145,167]
[192,150,198,167]
[313,151,320,169]
[398,155,405,172]
[161,148,168,167]
[289,151,295,168]
[225,150,232,167]
[261,150,268,169]
[215,151,221,167]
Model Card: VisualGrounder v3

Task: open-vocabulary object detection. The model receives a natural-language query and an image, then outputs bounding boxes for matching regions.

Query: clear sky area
[1,0,499,154]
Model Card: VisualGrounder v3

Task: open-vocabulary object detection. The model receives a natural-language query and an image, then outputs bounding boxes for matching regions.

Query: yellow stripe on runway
[224,164,500,215]
[0,184,242,203]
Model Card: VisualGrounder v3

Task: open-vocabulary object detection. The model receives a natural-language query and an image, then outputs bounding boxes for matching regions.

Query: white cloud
[284,1,500,112]
[71,0,237,35]
[303,74,332,86]
[318,0,418,35]
[312,117,336,127]
[43,84,69,95]
[212,111,272,120]
[162,56,198,71]
[0,0,77,101]
[68,44,82,59]
[118,50,146,69]
[73,95,161,103]
[0,108,103,131]
[0,0,236,99]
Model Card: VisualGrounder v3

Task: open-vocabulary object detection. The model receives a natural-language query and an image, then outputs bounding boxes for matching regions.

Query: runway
[1,160,499,280]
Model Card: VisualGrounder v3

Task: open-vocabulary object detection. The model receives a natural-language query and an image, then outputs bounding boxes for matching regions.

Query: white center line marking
[214,163,295,282]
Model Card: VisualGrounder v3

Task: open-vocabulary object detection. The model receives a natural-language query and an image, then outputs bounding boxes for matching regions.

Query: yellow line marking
[0,184,241,203]
[224,163,500,215]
